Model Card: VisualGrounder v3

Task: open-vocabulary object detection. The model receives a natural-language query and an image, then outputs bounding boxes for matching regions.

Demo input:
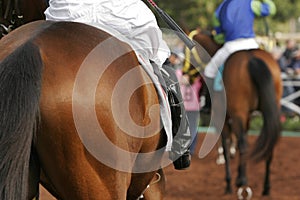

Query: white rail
[281,73,300,115]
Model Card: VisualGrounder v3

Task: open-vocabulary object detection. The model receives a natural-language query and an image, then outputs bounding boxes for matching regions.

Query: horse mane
[0,41,43,199]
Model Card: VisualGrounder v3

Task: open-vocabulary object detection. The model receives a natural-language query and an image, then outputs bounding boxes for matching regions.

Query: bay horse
[0,20,167,200]
[0,0,48,37]
[192,30,282,198]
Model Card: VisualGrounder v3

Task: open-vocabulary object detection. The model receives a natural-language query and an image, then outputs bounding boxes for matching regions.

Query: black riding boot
[154,63,191,170]
[166,86,191,170]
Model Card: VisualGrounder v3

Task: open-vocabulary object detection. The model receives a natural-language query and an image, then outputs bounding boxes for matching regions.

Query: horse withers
[0,20,167,200]
[192,30,282,198]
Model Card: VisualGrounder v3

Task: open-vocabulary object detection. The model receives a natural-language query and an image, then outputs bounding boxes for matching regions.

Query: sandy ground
[40,134,300,200]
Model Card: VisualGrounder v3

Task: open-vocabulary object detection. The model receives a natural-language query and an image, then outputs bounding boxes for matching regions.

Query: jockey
[203,0,276,96]
[44,0,191,170]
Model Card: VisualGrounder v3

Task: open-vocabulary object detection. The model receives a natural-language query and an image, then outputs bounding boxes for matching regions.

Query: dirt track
[40,134,300,200]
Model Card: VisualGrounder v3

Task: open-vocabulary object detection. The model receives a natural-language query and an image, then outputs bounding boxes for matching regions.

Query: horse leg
[236,133,248,188]
[212,91,233,194]
[231,116,254,200]
[127,143,165,199]
[143,169,166,200]
[216,140,225,165]
[126,172,157,200]
[212,91,227,167]
[229,134,237,158]
[262,153,273,195]
[232,116,248,188]
[237,138,248,188]
[221,124,233,194]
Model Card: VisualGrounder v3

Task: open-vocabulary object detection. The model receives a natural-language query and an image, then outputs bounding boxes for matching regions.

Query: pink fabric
[176,69,202,111]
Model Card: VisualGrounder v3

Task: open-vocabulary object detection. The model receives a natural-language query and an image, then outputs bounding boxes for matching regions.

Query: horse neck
[194,33,221,57]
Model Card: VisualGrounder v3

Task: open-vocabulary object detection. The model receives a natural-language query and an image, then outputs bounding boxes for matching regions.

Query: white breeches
[45,0,170,67]
[204,38,259,78]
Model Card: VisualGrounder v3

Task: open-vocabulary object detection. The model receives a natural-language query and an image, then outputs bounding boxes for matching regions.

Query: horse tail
[247,57,281,162]
[0,42,43,199]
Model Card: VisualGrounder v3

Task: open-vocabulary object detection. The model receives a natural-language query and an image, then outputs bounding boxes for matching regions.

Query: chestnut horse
[0,20,167,200]
[193,30,282,197]
[0,0,47,37]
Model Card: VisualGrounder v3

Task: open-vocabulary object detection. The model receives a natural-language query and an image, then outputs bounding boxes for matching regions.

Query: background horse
[0,20,167,200]
[192,30,282,198]
[0,0,47,37]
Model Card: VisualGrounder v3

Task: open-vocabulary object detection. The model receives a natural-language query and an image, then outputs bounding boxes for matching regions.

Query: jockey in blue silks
[203,0,276,94]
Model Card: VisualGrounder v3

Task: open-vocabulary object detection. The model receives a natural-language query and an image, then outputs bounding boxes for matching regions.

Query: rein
[184,29,207,72]
[182,29,210,83]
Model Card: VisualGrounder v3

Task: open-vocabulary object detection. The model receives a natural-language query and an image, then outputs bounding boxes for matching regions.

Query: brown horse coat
[193,30,282,196]
[0,20,166,200]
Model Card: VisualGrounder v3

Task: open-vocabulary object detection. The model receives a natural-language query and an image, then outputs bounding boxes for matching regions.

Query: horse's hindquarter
[223,52,257,115]
[223,49,282,114]
[251,49,283,106]
[27,21,161,199]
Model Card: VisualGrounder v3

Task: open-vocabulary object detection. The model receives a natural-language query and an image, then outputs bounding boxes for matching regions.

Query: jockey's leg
[152,62,191,170]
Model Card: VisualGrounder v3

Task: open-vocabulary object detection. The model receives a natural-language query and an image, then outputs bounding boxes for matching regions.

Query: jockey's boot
[166,88,191,170]
[161,64,191,170]
[151,61,191,170]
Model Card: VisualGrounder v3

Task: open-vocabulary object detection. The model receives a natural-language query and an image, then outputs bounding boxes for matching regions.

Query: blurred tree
[273,0,300,22]
[146,0,300,33]
[151,0,221,31]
